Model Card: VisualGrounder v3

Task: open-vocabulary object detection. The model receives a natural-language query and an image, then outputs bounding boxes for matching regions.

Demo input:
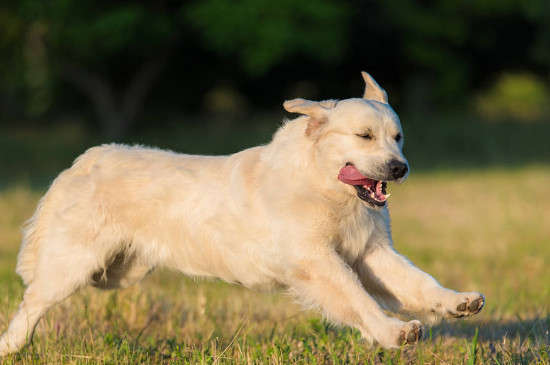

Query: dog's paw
[448,292,485,318]
[397,320,423,346]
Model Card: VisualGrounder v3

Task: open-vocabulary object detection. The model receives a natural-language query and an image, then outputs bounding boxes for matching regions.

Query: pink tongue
[338,165,373,185]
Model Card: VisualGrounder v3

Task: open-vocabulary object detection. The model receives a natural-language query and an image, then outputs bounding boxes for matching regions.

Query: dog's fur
[0,72,484,354]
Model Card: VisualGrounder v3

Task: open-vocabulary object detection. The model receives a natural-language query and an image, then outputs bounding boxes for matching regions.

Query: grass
[0,167,548,364]
[0,118,549,363]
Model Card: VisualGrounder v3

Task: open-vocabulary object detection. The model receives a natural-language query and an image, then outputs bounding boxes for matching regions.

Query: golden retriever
[0,72,484,354]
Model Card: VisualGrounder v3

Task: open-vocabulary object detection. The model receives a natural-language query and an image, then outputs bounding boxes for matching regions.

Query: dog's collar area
[338,164,390,206]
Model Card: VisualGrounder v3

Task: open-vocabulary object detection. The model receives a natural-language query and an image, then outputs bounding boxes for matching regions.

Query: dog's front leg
[356,243,484,321]
[287,250,422,348]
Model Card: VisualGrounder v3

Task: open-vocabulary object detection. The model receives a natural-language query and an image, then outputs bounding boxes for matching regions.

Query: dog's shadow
[427,314,549,343]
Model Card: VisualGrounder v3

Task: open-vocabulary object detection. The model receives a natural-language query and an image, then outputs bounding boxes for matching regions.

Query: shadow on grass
[431,314,549,342]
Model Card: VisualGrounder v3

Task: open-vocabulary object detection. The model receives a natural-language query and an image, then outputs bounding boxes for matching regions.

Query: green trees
[185,0,348,76]
[0,0,548,136]
[1,0,349,136]
[2,1,185,136]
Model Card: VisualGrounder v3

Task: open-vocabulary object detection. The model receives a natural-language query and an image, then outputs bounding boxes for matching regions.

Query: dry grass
[0,166,549,364]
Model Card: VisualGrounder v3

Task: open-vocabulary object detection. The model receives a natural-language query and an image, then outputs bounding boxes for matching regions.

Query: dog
[0,72,484,354]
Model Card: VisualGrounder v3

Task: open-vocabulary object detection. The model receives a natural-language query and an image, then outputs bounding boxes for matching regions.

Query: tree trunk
[50,35,179,137]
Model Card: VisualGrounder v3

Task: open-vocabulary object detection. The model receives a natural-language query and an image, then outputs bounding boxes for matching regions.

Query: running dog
[0,72,484,354]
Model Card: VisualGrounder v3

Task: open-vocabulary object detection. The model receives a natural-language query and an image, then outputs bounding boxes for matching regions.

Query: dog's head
[284,72,408,208]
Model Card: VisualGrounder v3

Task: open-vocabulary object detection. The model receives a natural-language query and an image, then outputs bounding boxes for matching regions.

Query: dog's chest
[335,206,388,265]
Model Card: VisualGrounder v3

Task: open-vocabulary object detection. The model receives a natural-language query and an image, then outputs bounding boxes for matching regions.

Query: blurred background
[0,2,549,361]
[1,0,549,187]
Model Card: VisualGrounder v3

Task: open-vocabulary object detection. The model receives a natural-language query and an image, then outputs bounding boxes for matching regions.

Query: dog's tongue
[338,165,373,185]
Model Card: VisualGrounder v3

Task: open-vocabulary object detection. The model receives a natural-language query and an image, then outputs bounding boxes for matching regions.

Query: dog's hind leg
[356,244,484,322]
[0,245,97,355]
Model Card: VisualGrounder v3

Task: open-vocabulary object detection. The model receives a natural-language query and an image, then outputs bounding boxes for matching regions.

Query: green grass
[0,118,549,363]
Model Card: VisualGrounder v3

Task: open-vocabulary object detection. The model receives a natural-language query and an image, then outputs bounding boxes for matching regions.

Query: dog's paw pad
[467,297,484,313]
[449,295,485,318]
[398,323,422,346]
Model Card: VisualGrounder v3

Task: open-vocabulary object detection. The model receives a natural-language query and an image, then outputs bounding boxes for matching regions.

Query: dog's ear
[284,98,329,138]
[283,98,321,115]
[361,71,388,104]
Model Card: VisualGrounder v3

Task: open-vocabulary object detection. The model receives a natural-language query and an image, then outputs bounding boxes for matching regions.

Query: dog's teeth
[370,192,375,199]
[384,193,391,199]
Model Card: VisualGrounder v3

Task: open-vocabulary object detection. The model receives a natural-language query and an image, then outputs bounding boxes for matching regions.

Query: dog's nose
[388,160,408,179]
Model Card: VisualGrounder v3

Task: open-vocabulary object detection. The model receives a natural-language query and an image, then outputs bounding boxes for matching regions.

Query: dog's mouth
[338,164,389,206]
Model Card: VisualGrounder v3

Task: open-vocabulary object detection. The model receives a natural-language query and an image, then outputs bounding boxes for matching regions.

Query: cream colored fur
[0,72,484,354]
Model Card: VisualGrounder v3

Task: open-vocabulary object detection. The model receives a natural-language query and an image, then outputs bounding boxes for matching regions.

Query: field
[0,119,549,364]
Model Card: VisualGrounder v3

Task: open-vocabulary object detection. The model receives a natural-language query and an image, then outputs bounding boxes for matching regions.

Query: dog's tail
[15,182,58,286]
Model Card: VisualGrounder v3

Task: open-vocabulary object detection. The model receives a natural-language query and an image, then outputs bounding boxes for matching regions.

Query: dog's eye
[357,133,373,140]
[394,133,402,142]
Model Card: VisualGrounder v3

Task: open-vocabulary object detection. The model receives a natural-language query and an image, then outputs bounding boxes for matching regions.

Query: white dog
[0,72,484,354]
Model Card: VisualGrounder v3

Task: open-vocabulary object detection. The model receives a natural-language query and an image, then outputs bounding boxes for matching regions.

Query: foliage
[474,73,550,122]
[376,0,550,105]
[0,0,351,135]
[1,0,550,134]
[0,0,185,135]
[184,0,349,76]
[12,0,180,61]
